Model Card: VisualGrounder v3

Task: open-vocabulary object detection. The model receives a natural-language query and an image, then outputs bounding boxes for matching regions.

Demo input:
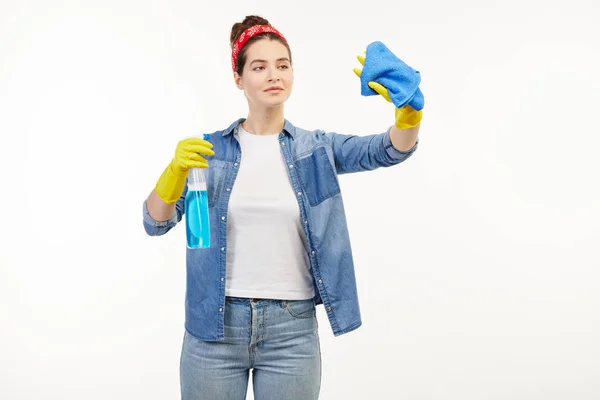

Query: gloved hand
[155,137,214,204]
[354,53,423,129]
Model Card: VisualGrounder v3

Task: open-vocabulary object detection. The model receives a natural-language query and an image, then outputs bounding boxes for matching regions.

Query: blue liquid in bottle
[185,189,210,248]
[185,167,210,249]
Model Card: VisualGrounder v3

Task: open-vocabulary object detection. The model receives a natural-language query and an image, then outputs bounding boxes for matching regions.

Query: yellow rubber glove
[354,54,423,129]
[155,137,214,204]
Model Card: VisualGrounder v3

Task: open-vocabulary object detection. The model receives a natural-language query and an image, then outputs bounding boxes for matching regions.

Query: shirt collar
[222,118,296,139]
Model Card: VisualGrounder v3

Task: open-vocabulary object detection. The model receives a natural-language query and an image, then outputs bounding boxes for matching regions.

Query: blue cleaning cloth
[360,41,424,111]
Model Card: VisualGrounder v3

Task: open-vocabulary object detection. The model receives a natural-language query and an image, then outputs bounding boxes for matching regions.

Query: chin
[262,98,288,108]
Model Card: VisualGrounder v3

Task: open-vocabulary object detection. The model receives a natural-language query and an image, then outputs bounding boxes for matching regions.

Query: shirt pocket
[206,159,228,208]
[294,146,341,207]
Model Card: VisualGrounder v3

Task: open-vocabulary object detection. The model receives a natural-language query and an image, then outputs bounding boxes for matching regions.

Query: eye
[278,65,289,69]
[253,66,265,71]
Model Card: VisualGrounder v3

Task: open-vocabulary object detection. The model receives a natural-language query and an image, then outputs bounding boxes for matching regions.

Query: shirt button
[297,192,302,196]
[318,279,322,284]
[219,308,223,312]
[289,164,294,168]
[221,216,226,220]
[221,277,225,282]
[304,220,308,225]
[226,188,231,191]
[221,247,225,251]
[311,251,316,255]
[327,307,332,311]
[234,163,238,167]
[281,142,285,146]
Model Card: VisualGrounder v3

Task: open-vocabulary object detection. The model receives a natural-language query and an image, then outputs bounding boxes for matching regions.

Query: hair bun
[230,15,270,47]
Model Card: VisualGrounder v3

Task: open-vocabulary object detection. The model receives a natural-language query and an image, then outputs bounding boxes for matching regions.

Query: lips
[264,86,283,92]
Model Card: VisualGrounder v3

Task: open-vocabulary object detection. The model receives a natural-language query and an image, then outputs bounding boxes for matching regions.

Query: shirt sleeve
[142,194,185,236]
[323,126,418,174]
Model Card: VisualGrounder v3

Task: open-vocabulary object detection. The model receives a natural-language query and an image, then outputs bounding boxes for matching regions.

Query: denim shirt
[143,118,418,341]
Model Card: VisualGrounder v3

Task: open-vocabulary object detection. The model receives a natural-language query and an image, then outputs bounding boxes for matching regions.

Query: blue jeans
[180,297,322,399]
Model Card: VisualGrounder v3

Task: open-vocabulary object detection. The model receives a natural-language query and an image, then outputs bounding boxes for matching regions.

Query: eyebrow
[250,57,291,64]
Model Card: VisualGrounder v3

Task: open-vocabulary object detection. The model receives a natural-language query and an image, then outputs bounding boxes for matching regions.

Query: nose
[267,68,280,82]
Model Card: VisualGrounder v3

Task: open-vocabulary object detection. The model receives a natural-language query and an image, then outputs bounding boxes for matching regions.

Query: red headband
[231,25,288,72]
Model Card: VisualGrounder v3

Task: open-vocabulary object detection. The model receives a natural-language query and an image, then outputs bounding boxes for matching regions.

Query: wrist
[395,106,422,129]
[155,162,187,204]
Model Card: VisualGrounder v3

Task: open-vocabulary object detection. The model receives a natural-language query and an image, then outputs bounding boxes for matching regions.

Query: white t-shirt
[224,125,315,300]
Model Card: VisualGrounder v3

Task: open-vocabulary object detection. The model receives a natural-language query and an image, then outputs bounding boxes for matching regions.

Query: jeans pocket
[284,299,316,319]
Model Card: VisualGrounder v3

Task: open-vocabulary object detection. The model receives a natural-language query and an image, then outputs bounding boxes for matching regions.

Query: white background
[1,0,599,398]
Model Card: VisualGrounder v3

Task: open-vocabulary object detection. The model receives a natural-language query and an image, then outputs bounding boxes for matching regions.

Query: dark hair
[230,15,292,76]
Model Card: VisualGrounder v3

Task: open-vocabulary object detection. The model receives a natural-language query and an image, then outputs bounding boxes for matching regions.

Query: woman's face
[235,39,293,109]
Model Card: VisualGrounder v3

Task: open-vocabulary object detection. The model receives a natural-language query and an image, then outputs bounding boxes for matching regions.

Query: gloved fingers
[180,137,213,148]
[354,52,366,77]
[183,143,215,157]
[368,81,392,103]
[189,161,209,169]
[187,153,208,164]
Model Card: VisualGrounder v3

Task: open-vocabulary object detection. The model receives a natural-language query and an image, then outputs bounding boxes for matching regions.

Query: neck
[242,104,285,135]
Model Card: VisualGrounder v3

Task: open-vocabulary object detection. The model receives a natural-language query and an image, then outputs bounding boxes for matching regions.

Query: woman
[143,15,423,400]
